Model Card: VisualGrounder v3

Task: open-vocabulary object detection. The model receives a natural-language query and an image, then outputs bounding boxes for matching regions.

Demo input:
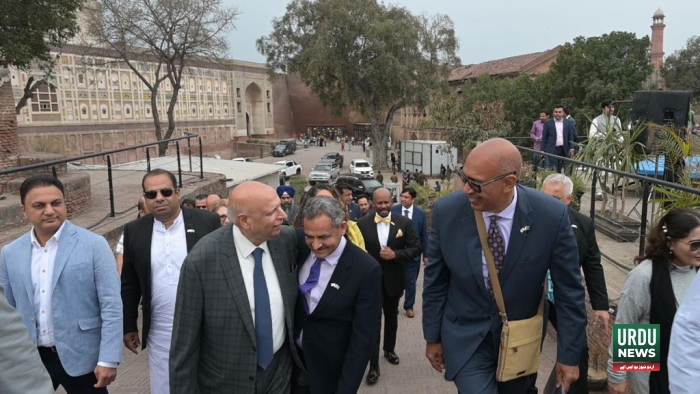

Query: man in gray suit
[170,181,301,393]
[0,285,54,394]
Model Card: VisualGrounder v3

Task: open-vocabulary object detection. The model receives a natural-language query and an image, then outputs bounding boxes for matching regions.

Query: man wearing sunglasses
[121,169,221,394]
[423,138,587,394]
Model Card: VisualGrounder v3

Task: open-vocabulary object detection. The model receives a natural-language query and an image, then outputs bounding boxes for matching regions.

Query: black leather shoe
[384,351,400,365]
[366,365,380,384]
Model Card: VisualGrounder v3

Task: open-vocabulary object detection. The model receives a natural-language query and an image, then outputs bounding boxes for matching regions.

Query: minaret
[650,8,665,86]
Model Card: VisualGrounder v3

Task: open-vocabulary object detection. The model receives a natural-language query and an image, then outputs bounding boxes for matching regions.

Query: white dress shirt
[150,210,188,332]
[669,270,700,393]
[31,222,65,347]
[480,188,518,289]
[232,225,285,353]
[30,222,117,368]
[375,214,391,247]
[555,119,564,146]
[401,205,414,220]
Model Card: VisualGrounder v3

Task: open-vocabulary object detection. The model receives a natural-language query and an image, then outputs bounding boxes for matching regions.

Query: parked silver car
[308,160,340,185]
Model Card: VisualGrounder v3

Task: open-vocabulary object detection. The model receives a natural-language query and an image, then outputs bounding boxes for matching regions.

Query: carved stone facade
[9,45,276,164]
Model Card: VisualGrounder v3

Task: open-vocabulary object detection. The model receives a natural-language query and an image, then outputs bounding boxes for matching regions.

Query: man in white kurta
[149,211,188,394]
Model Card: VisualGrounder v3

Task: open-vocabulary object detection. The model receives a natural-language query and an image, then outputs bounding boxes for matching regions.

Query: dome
[653,8,665,18]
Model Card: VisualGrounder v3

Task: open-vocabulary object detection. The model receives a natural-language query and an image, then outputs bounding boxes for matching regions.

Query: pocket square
[187,229,196,233]
[396,229,403,238]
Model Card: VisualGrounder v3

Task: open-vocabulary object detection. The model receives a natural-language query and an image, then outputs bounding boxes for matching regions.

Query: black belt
[38,346,58,353]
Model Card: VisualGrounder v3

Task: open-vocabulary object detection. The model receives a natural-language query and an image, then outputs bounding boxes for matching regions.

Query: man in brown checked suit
[357,188,422,385]
[169,181,302,393]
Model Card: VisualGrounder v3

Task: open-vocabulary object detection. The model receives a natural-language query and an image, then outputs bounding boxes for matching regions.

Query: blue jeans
[403,258,421,310]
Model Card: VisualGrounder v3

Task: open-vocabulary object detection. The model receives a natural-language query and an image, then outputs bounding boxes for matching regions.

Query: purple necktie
[486,215,506,294]
[299,258,323,313]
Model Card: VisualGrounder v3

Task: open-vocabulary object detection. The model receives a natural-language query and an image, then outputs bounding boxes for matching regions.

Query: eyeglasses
[143,188,175,199]
[219,214,228,220]
[456,169,516,193]
[679,239,700,252]
[196,205,207,209]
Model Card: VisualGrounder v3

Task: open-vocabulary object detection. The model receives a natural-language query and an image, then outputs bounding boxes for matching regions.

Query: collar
[401,205,414,214]
[154,209,184,229]
[30,220,67,248]
[483,187,518,220]
[314,237,346,267]
[232,224,270,258]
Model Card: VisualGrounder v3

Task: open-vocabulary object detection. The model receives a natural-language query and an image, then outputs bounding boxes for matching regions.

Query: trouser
[370,291,401,367]
[452,332,530,394]
[532,152,541,172]
[256,343,293,394]
[525,301,589,394]
[403,258,421,310]
[38,346,108,394]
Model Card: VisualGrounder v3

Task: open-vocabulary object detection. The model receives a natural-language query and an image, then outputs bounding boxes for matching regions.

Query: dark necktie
[403,209,409,217]
[252,247,273,369]
[299,258,323,314]
[487,215,506,292]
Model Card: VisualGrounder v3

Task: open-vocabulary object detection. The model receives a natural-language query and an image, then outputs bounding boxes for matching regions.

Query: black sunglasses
[143,188,175,199]
[455,168,516,193]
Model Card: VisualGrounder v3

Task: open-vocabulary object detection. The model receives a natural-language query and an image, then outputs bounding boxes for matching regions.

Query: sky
[223,0,698,66]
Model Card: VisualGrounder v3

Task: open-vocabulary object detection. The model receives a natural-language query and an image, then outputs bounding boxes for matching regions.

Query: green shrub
[288,175,309,204]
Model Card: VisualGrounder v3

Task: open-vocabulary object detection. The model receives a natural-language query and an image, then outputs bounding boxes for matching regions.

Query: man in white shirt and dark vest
[0,175,123,393]
[120,169,220,394]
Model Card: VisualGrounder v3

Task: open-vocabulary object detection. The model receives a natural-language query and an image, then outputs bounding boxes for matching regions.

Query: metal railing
[514,145,700,257]
[0,133,204,218]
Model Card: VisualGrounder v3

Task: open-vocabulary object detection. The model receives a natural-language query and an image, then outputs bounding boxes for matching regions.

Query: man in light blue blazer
[0,175,123,393]
[391,187,429,318]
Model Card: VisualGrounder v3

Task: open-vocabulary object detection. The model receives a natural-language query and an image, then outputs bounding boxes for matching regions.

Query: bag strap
[475,211,544,323]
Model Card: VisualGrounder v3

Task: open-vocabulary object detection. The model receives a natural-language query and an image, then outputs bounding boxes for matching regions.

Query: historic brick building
[8,45,277,164]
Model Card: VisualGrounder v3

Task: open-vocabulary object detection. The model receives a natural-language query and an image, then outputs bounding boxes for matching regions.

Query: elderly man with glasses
[423,138,587,394]
[120,169,221,394]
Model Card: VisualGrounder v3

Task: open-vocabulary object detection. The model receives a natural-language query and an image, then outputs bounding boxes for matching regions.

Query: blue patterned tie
[252,247,273,369]
[404,209,409,217]
[487,215,506,294]
[299,258,323,314]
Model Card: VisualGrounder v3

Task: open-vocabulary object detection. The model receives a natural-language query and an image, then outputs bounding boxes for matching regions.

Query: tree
[662,36,700,98]
[544,31,652,121]
[1,0,83,113]
[85,0,238,156]
[257,0,459,168]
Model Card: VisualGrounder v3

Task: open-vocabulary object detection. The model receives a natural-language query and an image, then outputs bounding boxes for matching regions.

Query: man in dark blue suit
[541,104,577,173]
[391,187,429,318]
[337,184,363,221]
[293,196,382,394]
[423,138,587,393]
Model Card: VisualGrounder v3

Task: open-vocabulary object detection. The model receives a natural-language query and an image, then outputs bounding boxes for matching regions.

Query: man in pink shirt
[530,109,549,171]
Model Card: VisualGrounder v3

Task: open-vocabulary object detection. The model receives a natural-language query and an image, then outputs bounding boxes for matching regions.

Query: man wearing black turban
[277,185,299,225]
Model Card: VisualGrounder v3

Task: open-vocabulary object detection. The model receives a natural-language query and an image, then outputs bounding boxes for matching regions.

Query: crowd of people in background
[3,133,700,394]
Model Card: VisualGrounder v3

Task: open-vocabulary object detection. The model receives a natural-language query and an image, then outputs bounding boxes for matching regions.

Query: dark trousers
[526,301,589,394]
[453,331,530,394]
[38,347,107,394]
[404,258,421,310]
[370,291,401,367]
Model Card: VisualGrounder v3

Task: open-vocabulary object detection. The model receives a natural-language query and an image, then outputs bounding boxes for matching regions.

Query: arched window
[80,104,89,118]
[100,104,108,118]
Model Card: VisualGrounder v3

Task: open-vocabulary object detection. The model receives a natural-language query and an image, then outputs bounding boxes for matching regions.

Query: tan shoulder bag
[475,211,544,382]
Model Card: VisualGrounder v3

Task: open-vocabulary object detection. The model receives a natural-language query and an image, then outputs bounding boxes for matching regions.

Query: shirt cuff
[97,361,119,368]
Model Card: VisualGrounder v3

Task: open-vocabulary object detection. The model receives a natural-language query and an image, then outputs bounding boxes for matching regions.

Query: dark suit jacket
[391,205,429,260]
[121,208,220,348]
[169,225,301,393]
[294,228,382,394]
[569,208,609,311]
[347,202,362,221]
[423,186,587,380]
[356,213,422,297]
[542,118,577,155]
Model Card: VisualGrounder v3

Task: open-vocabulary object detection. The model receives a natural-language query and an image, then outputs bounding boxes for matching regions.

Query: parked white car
[350,159,374,176]
[275,160,303,179]
[232,157,253,162]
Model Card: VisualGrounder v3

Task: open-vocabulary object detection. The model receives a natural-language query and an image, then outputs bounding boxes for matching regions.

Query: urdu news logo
[612,324,661,372]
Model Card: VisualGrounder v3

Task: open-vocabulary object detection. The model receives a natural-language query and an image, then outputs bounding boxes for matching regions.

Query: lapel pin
[187,229,195,233]
[571,224,578,229]
[520,226,530,234]
[330,283,340,290]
